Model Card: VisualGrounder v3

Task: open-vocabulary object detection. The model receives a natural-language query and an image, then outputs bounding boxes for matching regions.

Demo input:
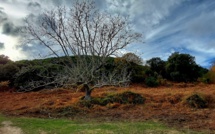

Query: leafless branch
[21,0,142,99]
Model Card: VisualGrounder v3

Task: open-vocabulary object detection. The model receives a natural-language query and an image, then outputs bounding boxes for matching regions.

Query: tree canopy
[122,53,143,65]
[0,55,11,65]
[165,52,202,82]
[146,57,166,76]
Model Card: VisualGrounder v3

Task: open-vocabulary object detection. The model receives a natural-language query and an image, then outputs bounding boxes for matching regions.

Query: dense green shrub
[146,57,166,77]
[145,76,159,87]
[14,64,64,91]
[0,62,19,83]
[130,64,148,83]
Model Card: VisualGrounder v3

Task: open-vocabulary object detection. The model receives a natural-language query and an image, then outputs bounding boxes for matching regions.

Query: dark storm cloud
[2,22,20,36]
[0,42,4,49]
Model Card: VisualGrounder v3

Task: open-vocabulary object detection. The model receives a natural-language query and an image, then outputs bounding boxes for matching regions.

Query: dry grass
[0,83,215,132]
[0,81,10,92]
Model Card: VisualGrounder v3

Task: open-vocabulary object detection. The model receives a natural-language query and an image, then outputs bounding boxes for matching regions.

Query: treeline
[0,52,213,91]
[122,52,208,87]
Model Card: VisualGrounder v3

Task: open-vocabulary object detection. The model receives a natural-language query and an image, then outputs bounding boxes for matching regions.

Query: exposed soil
[0,83,215,132]
[0,121,23,134]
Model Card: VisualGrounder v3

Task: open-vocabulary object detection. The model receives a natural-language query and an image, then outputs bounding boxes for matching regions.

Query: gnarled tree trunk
[82,84,92,100]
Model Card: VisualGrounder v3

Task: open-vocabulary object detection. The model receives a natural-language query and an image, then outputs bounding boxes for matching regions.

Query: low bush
[145,76,159,87]
[78,91,145,108]
[108,91,145,104]
[185,93,207,108]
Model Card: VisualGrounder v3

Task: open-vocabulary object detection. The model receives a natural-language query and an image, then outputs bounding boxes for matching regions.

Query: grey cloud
[51,0,63,6]
[18,41,60,59]
[0,42,4,49]
[49,0,107,8]
[106,0,184,32]
[0,8,7,25]
[17,42,44,58]
[185,12,215,37]
[26,2,42,14]
[27,2,41,11]
[28,2,41,7]
[2,22,20,36]
[94,0,108,9]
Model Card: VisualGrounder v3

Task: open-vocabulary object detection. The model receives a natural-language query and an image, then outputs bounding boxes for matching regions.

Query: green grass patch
[0,114,205,134]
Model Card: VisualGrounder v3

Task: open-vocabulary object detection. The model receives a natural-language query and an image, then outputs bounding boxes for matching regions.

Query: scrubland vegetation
[1,1,215,133]
[1,51,215,133]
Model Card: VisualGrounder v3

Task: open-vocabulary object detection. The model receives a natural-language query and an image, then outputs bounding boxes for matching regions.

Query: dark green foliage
[186,94,207,108]
[130,64,149,83]
[79,91,145,108]
[145,76,159,87]
[146,57,166,77]
[108,91,145,104]
[197,67,210,83]
[13,56,122,92]
[0,62,19,83]
[165,52,202,82]
[0,55,11,65]
[2,53,208,91]
[14,64,64,91]
[146,54,208,83]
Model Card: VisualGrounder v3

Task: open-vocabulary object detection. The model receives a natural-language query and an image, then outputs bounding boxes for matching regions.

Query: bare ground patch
[0,121,23,134]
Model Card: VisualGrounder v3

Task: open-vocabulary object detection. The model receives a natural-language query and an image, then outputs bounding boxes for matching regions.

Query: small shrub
[78,91,145,108]
[109,91,145,104]
[145,76,159,87]
[186,94,207,108]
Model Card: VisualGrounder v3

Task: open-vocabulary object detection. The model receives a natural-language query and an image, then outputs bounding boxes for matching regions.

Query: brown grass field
[0,83,215,132]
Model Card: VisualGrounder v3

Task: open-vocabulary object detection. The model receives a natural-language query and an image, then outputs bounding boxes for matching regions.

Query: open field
[0,83,215,133]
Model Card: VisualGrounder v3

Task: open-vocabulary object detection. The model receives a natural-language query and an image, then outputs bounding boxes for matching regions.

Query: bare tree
[22,0,141,100]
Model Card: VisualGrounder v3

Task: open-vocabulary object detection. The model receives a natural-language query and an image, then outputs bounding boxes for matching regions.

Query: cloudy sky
[0,0,215,68]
